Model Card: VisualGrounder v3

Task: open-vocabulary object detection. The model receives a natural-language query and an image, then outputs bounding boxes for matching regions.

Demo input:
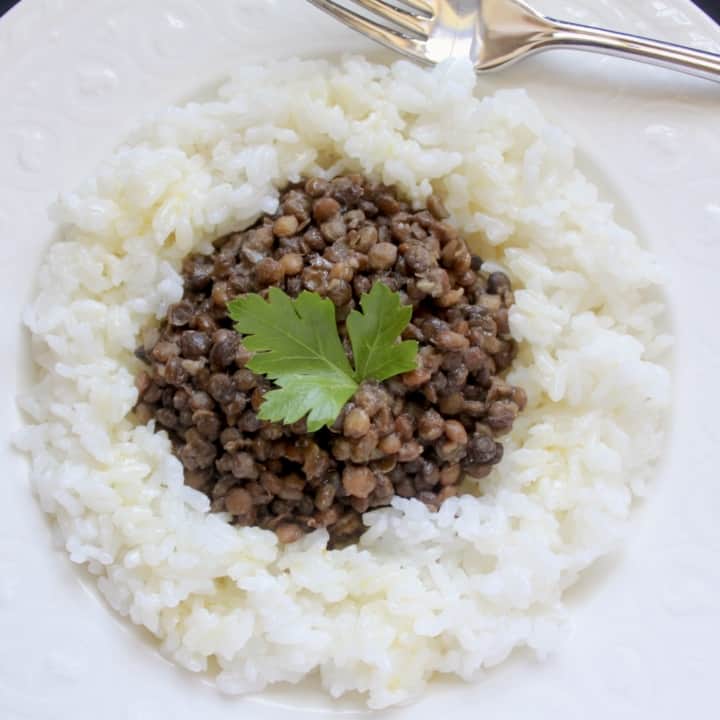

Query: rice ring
[17,56,670,708]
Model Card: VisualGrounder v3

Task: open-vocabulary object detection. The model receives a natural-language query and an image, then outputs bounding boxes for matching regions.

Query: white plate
[2,1,719,718]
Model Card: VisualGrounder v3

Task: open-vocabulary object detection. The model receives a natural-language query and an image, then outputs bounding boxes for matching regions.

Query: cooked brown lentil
[134,174,526,547]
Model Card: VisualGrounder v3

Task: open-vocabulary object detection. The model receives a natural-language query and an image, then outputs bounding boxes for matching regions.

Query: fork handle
[544,18,720,83]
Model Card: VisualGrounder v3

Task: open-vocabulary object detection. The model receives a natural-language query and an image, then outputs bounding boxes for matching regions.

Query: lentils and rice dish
[17,56,670,708]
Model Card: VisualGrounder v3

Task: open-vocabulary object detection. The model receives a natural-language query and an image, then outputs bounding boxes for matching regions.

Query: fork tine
[348,0,430,36]
[306,0,429,62]
[396,0,435,15]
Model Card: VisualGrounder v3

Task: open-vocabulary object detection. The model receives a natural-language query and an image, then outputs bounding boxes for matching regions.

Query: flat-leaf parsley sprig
[228,282,418,431]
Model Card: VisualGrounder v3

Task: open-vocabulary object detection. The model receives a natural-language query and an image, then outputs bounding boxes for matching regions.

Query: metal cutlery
[306,0,720,82]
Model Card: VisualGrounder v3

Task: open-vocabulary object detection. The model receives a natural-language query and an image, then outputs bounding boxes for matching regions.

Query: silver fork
[306,0,720,82]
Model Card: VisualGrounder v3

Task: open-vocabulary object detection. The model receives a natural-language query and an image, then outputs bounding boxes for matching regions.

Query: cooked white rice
[16,56,670,708]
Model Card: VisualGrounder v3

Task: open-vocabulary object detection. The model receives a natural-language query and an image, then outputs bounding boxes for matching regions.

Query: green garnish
[228,283,418,431]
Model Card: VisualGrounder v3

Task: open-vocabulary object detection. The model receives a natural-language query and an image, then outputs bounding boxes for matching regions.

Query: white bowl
[2,1,719,718]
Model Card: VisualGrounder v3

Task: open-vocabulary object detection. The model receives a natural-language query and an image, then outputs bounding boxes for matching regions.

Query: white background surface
[1,1,719,718]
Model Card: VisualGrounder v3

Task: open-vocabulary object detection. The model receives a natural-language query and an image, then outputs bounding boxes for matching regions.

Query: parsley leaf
[228,283,418,431]
[347,282,419,382]
[228,288,357,432]
[229,289,354,380]
[254,374,358,432]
